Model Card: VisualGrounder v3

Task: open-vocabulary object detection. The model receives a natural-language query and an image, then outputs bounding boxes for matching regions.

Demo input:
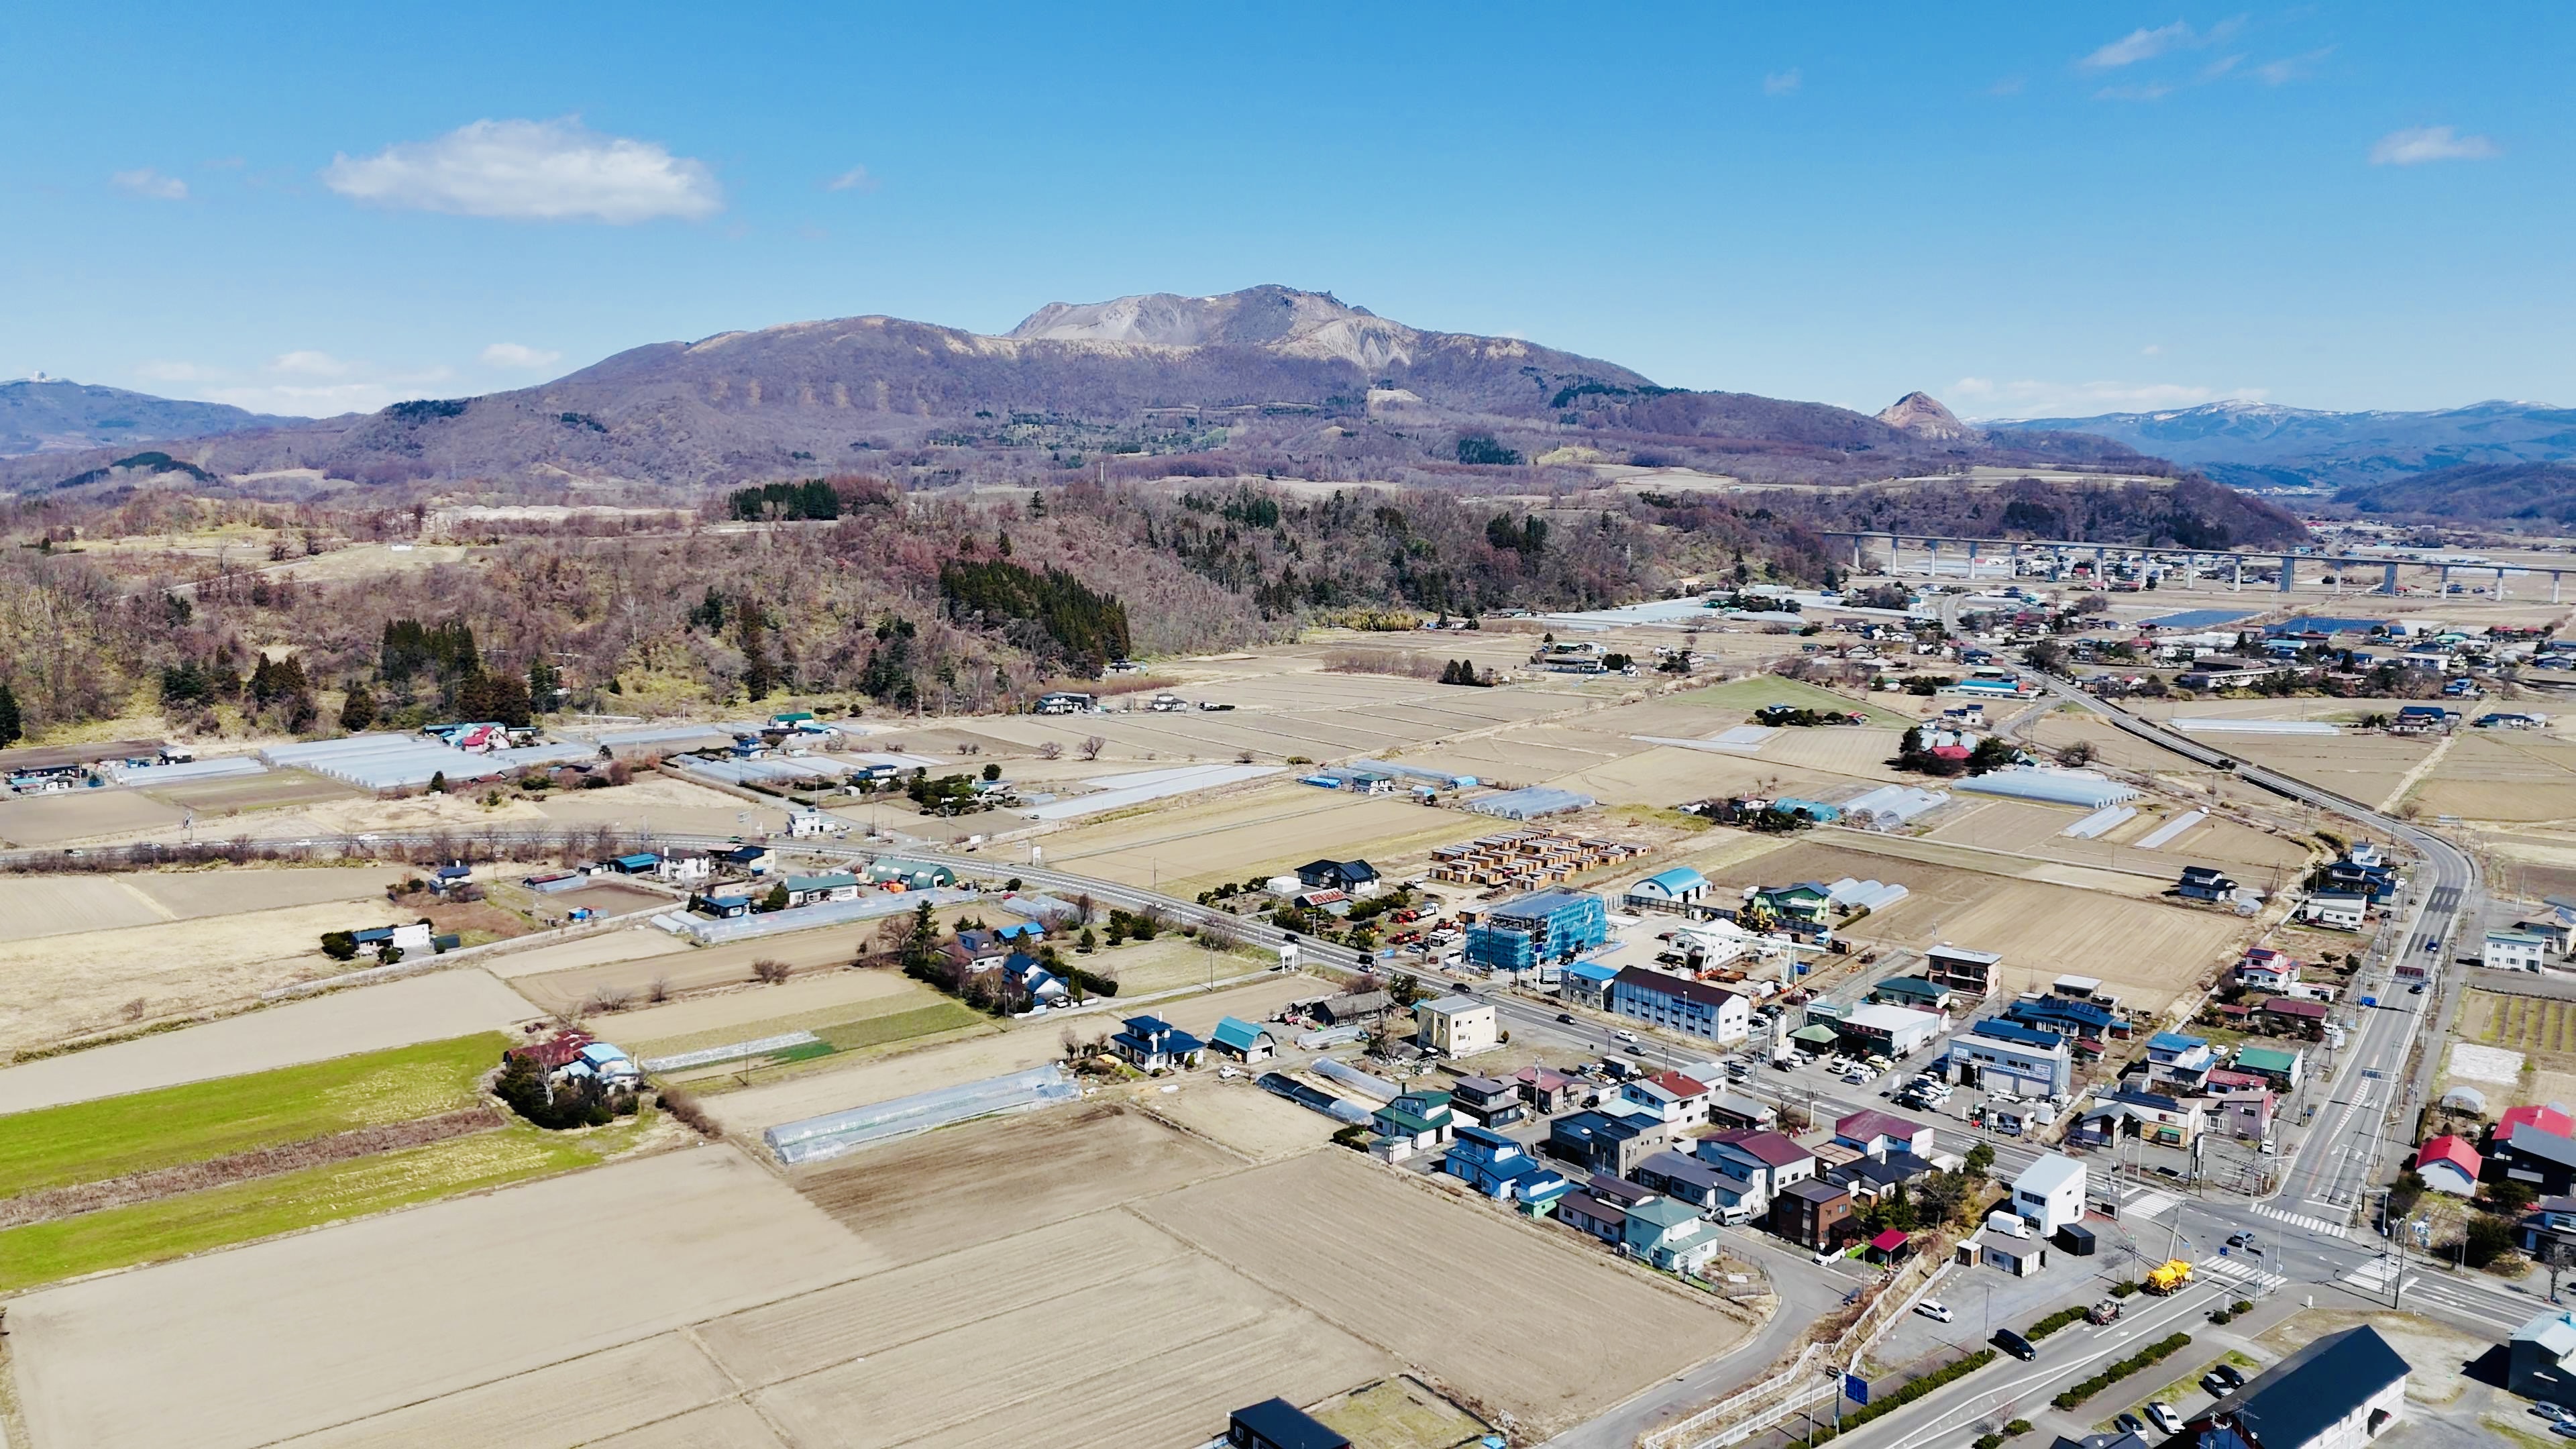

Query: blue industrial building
[1464,890,1608,972]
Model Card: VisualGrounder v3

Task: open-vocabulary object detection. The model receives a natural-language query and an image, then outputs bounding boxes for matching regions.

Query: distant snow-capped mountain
[1986,398,2576,497]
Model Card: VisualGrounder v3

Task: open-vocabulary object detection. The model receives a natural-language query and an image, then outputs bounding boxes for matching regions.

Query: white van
[1717,1204,1754,1227]
[1984,1210,2034,1240]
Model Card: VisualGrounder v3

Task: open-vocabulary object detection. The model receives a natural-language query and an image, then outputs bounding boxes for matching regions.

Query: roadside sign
[1844,1373,1869,1405]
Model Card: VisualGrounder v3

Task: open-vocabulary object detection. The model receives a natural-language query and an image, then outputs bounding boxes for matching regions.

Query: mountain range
[0,378,294,459]
[1986,398,2576,500]
[3,285,2157,497]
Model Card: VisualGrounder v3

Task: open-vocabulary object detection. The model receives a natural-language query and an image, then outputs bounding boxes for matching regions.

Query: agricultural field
[0,896,460,1055]
[0,970,540,1114]
[1140,1077,1334,1161]
[0,863,413,945]
[700,973,1321,1138]
[505,927,896,1016]
[2457,987,2576,1106]
[1132,1150,1752,1435]
[1031,781,1497,895]
[6,1148,877,1449]
[2485,832,2576,904]
[483,924,692,979]
[533,770,790,835]
[2407,733,2576,824]
[1661,674,1919,727]
[2194,731,2436,808]
[1925,800,2311,883]
[0,789,185,848]
[138,766,361,815]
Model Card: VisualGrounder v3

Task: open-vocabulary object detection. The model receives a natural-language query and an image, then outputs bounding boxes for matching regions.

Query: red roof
[1929,745,1972,761]
[1705,1128,1811,1168]
[2416,1134,2482,1178]
[2257,998,2328,1019]
[2500,1104,2575,1145]
[1870,1228,1909,1252]
[1836,1109,1929,1144]
[1652,1070,1711,1099]
[508,1031,592,1069]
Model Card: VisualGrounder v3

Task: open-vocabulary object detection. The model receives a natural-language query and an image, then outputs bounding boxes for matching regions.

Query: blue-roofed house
[1442,1124,1570,1210]
[607,851,661,875]
[2146,1031,2215,1090]
[1208,1016,1276,1063]
[2180,1324,2407,1449]
[1560,959,1623,1009]
[2004,994,2123,1043]
[1625,867,1710,913]
[1869,976,1953,1012]
[694,891,754,919]
[1228,1397,1352,1449]
[1112,1016,1204,1071]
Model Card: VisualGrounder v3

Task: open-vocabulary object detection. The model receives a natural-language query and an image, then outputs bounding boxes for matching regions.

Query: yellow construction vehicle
[2144,1259,2194,1295]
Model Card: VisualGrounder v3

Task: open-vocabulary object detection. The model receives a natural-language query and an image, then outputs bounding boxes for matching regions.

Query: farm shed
[865,858,957,890]
[1466,786,1595,820]
[1840,784,1949,830]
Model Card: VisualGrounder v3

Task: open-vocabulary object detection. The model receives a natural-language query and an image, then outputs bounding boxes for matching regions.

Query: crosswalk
[2123,1189,2179,1221]
[2338,1254,2421,1297]
[2249,1201,2351,1238]
[2198,1254,2288,1295]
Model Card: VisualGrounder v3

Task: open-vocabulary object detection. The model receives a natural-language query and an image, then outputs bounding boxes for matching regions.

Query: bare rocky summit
[1874,390,1974,441]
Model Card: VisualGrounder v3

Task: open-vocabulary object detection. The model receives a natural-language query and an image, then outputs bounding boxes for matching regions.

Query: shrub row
[2025,1305,2088,1341]
[2210,1297,2256,1324]
[2053,1333,2192,1410]
[2109,1280,2141,1297]
[1971,1421,2033,1449]
[1784,1350,1998,1449]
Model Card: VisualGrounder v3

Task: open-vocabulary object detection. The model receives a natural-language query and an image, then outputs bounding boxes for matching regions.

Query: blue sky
[2,4,2562,419]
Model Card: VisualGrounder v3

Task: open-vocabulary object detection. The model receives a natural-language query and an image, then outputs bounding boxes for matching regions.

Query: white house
[2011,1153,2086,1235]
[1415,995,1499,1057]
[787,809,848,837]
[2489,930,2551,973]
[2235,948,2300,992]
[2300,893,2367,930]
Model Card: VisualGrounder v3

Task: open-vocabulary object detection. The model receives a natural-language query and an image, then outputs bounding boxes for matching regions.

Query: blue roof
[1123,1015,1176,1034]
[1210,1016,1270,1051]
[1966,1018,2065,1050]
[1499,889,1599,916]
[2008,996,2114,1028]
[2149,1031,2206,1053]
[1564,960,1623,983]
[613,852,659,869]
[1640,867,1709,893]
[1452,1123,1519,1150]
[577,1042,629,1065]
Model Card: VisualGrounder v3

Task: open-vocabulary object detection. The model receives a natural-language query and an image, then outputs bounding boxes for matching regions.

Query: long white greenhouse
[1953,766,2139,810]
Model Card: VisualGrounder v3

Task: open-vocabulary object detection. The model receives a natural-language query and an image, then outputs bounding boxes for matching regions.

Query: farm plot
[2025,714,2209,776]
[1142,1078,1332,1162]
[603,970,935,1053]
[140,766,359,814]
[700,974,1322,1138]
[482,924,692,979]
[0,970,537,1115]
[1131,1150,1753,1436]
[0,875,171,941]
[1541,744,1829,808]
[0,789,185,847]
[2207,733,2436,806]
[0,865,413,945]
[2457,989,2576,1106]
[507,926,903,1016]
[1663,675,1917,727]
[2409,733,2576,823]
[1032,783,1497,894]
[1893,880,2247,1010]
[1754,727,1913,781]
[5,1148,887,1449]
[795,1102,1240,1265]
[545,879,673,918]
[0,901,435,1055]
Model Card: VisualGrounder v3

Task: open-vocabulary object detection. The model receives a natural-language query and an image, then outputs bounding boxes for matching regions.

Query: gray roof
[2507,1128,2576,1171]
[2198,1325,2407,1447]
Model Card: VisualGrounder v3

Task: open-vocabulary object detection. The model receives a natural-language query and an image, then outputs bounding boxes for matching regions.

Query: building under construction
[1429,828,1647,892]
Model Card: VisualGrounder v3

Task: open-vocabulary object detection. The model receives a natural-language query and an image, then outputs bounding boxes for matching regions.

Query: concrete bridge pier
[1929,540,1941,578]
[2498,567,2509,601]
[2381,562,2400,596]
[2440,564,2452,594]
[2277,555,2297,592]
[2555,572,2563,605]
[2233,556,2244,591]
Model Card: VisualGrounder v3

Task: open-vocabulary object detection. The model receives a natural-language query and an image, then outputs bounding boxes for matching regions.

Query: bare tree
[583,987,633,1014]
[1079,735,1106,761]
[750,957,792,984]
[1037,740,1063,761]
[1196,914,1246,954]
[647,974,672,1004]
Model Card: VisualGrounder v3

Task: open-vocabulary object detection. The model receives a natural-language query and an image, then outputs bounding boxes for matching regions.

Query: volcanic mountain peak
[1875,390,1972,440]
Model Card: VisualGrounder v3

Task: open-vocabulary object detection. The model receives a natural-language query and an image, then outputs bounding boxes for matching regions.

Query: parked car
[2146,1403,2184,1434]
[1913,1299,1953,1323]
[1994,1329,2037,1362]
[2114,1414,2147,1435]
[1811,1246,1841,1267]
[2532,1401,2569,1423]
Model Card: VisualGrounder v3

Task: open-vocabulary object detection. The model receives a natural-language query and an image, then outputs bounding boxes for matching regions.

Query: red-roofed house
[2499,1104,2576,1147]
[1865,1228,1913,1265]
[1834,1109,1935,1160]
[1648,1070,1714,1125]
[2235,948,2300,991]
[2415,1134,2481,1196]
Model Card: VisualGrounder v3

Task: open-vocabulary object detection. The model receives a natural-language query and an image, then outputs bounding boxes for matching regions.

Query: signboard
[1843,1373,1869,1406]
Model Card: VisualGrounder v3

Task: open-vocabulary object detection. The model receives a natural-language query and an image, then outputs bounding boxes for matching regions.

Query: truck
[2086,1299,2123,1325]
[2144,1259,2194,1295]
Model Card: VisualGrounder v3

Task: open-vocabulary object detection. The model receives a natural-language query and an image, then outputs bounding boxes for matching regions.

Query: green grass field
[0,1032,510,1198]
[0,1118,640,1291]
[814,1000,985,1051]
[1671,674,1917,727]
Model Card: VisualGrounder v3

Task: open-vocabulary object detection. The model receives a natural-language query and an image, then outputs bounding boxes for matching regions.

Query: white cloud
[2141,344,2163,356]
[111,168,187,200]
[1988,76,2027,97]
[2369,125,2500,166]
[1762,68,1802,95]
[2094,83,2174,102]
[2200,54,2243,79]
[1951,375,2269,421]
[824,164,878,193]
[201,382,414,416]
[321,117,722,223]
[2082,21,2193,68]
[135,359,211,382]
[480,342,563,369]
[2255,47,2332,85]
[270,350,354,377]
